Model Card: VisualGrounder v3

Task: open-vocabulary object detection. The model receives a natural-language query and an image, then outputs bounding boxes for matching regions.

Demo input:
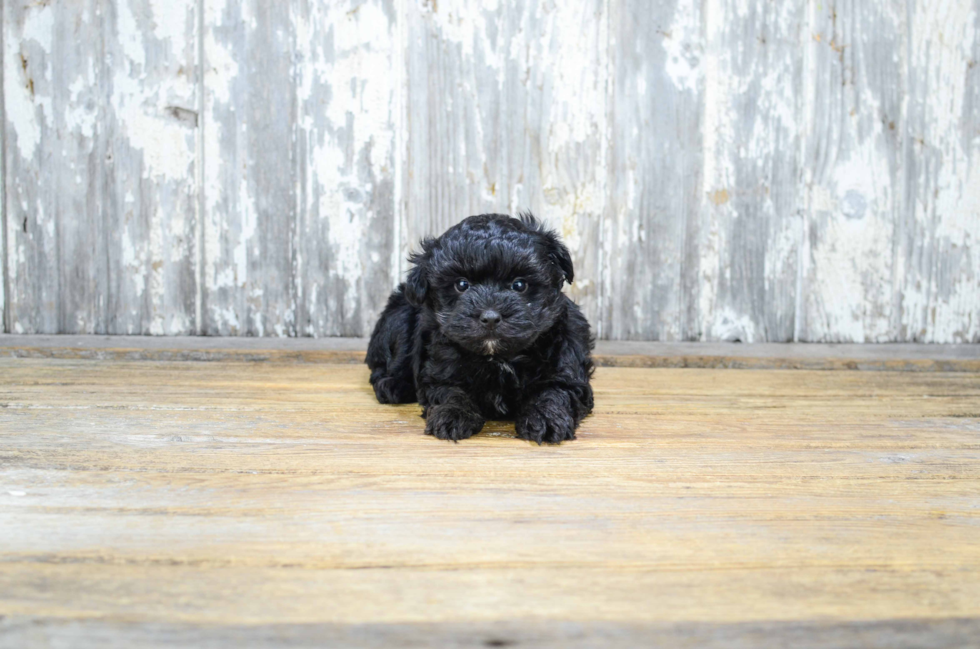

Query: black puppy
[366,213,594,444]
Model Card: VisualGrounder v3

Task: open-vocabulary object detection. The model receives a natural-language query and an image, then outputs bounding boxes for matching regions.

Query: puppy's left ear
[522,211,574,285]
[404,238,436,306]
[542,230,574,285]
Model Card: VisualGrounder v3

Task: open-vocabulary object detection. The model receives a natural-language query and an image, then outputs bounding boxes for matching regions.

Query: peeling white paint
[662,2,701,93]
[202,108,225,295]
[294,0,398,334]
[148,0,190,47]
[319,1,394,181]
[111,2,196,182]
[710,307,759,343]
[111,80,195,181]
[64,68,97,140]
[235,175,256,289]
[20,3,53,49]
[807,136,896,343]
[902,0,980,343]
[114,0,146,70]
[698,0,731,335]
[545,2,604,149]
[121,228,147,300]
[3,0,977,341]
[203,31,238,105]
[4,4,53,161]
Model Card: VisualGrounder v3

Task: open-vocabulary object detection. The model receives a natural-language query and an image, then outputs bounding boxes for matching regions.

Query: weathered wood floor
[1,345,979,647]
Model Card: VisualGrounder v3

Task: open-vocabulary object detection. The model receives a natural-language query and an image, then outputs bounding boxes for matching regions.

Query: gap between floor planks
[1,335,978,371]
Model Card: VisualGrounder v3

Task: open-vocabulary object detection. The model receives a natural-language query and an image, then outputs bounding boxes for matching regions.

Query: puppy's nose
[479,309,502,327]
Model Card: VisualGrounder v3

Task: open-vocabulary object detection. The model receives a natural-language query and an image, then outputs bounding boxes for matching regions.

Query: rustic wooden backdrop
[2,0,978,341]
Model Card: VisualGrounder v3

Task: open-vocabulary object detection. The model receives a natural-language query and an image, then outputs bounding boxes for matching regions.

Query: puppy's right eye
[455,279,470,293]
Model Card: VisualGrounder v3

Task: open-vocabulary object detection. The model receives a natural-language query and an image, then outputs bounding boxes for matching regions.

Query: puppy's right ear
[403,238,436,306]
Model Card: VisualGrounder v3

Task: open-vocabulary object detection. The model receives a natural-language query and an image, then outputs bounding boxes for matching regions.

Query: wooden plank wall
[2,0,978,341]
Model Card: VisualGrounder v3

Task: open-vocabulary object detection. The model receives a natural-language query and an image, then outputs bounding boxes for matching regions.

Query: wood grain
[4,0,106,334]
[1,0,5,338]
[402,0,607,326]
[1,0,5,337]
[292,0,397,337]
[201,0,297,336]
[2,1,979,342]
[104,0,199,335]
[700,0,803,342]
[201,0,396,337]
[3,0,199,336]
[899,0,980,343]
[798,0,907,342]
[1,357,979,644]
[603,0,703,341]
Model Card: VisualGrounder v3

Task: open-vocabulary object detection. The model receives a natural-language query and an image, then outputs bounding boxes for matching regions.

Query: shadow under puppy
[367,213,594,444]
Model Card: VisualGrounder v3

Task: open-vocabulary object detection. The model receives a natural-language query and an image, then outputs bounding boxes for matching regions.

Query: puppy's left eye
[511,279,528,293]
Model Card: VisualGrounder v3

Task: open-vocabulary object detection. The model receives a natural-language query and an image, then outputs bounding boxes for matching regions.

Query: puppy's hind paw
[372,377,416,404]
[515,408,576,445]
[424,405,485,442]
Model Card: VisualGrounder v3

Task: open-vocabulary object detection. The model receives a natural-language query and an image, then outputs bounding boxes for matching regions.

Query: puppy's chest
[471,358,525,418]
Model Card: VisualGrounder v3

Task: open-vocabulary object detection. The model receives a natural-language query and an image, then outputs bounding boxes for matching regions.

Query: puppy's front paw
[425,405,485,442]
[515,406,576,445]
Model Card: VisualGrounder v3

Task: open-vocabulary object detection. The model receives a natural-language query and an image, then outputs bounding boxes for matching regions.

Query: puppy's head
[404,212,573,357]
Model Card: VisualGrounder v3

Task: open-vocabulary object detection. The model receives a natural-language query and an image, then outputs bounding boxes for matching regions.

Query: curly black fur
[366,213,594,444]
